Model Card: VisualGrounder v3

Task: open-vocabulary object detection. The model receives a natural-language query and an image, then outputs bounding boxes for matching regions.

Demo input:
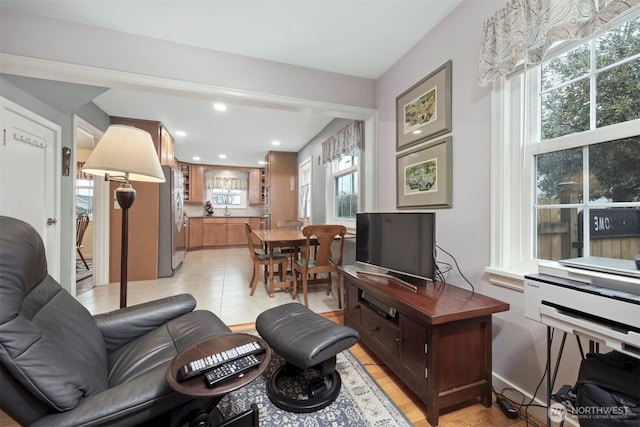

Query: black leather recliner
[0,216,232,426]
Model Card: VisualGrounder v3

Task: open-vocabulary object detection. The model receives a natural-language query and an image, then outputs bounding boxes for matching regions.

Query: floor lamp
[82,125,165,308]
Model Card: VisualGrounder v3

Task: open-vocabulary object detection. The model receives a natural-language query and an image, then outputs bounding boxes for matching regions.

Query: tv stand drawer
[359,302,399,358]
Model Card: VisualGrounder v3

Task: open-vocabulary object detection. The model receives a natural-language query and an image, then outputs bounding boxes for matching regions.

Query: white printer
[524,260,640,359]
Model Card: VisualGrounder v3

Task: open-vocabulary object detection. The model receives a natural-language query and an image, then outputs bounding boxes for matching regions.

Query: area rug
[76,260,92,282]
[216,349,412,426]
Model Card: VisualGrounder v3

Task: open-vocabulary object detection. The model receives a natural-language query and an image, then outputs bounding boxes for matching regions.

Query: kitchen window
[489,11,640,277]
[205,170,248,209]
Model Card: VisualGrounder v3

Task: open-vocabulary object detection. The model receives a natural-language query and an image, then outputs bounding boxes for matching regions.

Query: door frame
[72,116,108,292]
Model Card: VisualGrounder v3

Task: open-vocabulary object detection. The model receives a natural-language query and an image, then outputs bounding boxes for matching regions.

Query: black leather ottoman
[256,303,359,413]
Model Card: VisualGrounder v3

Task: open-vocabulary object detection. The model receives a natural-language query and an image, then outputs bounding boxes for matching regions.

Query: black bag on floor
[575,351,640,426]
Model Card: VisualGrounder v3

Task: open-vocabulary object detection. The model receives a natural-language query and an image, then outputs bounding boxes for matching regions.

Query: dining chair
[244,222,290,297]
[293,224,346,308]
[275,219,304,271]
[76,214,90,270]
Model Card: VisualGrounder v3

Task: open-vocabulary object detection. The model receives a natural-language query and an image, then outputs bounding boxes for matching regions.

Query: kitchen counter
[188,217,262,249]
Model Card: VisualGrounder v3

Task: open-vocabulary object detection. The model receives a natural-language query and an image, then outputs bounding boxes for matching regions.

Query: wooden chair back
[76,214,91,270]
[300,224,346,271]
[76,214,90,248]
[244,222,261,262]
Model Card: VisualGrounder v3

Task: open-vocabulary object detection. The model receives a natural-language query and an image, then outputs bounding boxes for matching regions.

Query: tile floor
[76,247,342,324]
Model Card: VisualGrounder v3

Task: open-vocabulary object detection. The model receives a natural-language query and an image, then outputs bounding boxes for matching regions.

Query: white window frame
[487,10,640,289]
[76,177,94,218]
[325,148,359,230]
[298,157,312,222]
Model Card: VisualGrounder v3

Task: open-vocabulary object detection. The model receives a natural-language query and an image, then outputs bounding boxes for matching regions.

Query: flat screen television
[356,212,436,287]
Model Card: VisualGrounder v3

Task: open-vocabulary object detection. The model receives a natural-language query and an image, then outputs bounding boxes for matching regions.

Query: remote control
[205,355,261,388]
[177,341,265,382]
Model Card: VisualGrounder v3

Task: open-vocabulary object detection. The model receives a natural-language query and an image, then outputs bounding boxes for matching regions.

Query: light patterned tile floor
[76,247,341,324]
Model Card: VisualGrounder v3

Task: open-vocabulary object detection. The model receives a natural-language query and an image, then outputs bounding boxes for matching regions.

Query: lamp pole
[115,181,136,308]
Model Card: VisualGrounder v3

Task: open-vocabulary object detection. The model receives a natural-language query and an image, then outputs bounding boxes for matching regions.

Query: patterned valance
[321,120,364,165]
[479,0,640,86]
[205,170,248,190]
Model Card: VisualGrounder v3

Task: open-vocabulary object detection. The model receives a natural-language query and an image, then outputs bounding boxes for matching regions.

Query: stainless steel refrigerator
[158,165,186,277]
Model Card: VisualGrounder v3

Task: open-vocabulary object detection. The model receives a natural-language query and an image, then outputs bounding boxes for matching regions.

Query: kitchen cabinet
[203,218,227,246]
[264,151,298,228]
[226,218,248,245]
[188,217,261,249]
[181,163,204,204]
[188,218,203,249]
[248,168,265,205]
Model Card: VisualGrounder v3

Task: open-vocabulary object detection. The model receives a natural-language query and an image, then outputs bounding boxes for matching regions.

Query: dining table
[251,228,310,297]
[251,228,356,298]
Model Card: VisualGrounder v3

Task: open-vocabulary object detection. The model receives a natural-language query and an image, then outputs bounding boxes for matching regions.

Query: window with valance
[479,0,640,86]
[322,120,364,222]
[205,170,248,208]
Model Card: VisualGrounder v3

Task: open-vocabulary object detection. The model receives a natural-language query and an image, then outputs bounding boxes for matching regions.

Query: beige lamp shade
[82,125,165,183]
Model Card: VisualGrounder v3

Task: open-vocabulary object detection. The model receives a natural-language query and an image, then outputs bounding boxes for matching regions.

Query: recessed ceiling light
[412,130,422,135]
[192,156,200,161]
[258,160,266,165]
[271,140,281,146]
[219,154,227,159]
[175,130,186,137]
[213,103,227,111]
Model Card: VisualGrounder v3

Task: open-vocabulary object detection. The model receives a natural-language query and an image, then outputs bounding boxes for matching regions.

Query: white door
[0,97,61,281]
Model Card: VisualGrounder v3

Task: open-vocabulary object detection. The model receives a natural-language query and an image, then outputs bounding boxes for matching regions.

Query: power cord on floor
[493,386,542,427]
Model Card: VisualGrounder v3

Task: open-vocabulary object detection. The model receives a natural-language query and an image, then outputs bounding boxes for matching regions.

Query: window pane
[536,207,581,260]
[76,191,93,216]
[589,137,640,202]
[334,171,358,219]
[207,188,244,207]
[596,58,640,128]
[541,44,590,91]
[336,150,358,171]
[596,17,640,68]
[541,78,590,139]
[586,207,640,260]
[535,148,583,204]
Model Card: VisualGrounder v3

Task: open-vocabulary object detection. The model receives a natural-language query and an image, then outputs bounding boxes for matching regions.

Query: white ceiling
[1,0,462,167]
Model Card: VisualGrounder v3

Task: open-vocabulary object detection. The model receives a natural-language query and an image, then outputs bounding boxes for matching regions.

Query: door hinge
[425,368,428,378]
[424,344,428,353]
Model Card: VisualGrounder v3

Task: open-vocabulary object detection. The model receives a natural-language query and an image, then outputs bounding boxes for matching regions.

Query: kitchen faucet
[224,206,230,216]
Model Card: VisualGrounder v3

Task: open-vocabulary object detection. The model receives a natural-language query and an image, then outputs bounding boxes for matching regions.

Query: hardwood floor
[1,249,543,426]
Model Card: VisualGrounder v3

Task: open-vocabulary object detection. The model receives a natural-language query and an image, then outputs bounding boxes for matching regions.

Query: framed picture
[396,60,452,151]
[396,136,452,209]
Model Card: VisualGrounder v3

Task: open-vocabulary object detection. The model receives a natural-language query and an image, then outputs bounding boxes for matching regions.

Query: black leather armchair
[0,216,232,426]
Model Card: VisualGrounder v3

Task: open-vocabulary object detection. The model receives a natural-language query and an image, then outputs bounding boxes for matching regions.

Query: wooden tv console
[340,265,509,426]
